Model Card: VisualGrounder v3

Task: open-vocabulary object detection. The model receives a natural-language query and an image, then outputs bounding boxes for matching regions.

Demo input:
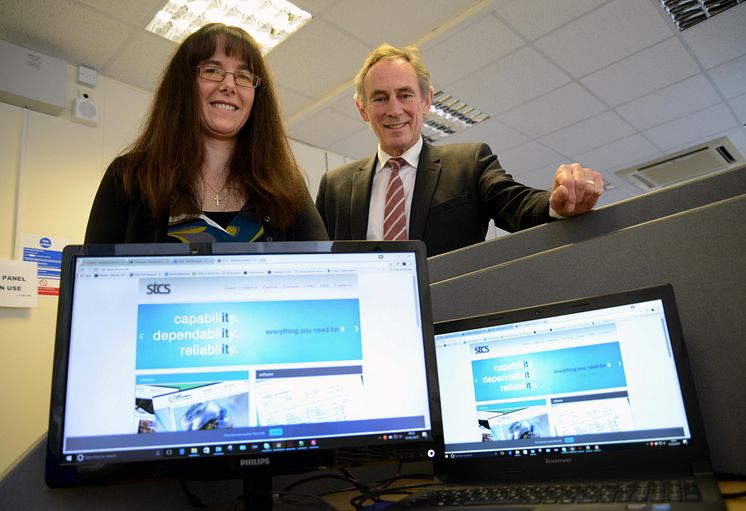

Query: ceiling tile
[291,0,340,16]
[446,46,571,115]
[495,0,607,41]
[498,83,607,139]
[75,0,162,26]
[580,37,700,106]
[102,31,176,92]
[0,0,135,69]
[643,104,738,151]
[680,3,746,70]
[572,135,660,173]
[287,106,366,152]
[535,0,673,77]
[708,54,746,100]
[515,164,558,189]
[283,86,359,148]
[321,90,360,122]
[421,13,524,89]
[266,19,371,100]
[540,110,635,156]
[616,74,722,131]
[439,119,529,154]
[723,126,746,146]
[730,93,746,124]
[499,141,564,175]
[277,86,315,120]
[321,0,478,48]
[327,127,378,161]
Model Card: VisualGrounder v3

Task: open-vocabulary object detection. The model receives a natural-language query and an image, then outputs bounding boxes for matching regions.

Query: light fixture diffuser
[422,91,489,142]
[659,0,743,31]
[146,0,312,53]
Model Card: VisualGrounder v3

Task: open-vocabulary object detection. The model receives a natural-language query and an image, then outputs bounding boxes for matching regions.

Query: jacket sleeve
[289,188,330,241]
[474,143,553,232]
[84,158,132,244]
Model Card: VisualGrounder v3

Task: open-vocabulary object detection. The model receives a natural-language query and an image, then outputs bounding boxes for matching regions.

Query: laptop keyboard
[391,480,702,507]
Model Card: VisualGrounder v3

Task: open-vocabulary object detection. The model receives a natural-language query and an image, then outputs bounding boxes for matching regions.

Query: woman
[85,23,328,244]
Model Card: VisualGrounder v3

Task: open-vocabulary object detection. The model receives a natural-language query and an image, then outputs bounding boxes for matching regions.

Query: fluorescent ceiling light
[422,91,489,142]
[658,0,743,31]
[146,0,312,53]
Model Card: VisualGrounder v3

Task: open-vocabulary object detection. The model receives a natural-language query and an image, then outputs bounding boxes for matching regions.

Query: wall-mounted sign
[0,259,38,307]
[22,233,67,296]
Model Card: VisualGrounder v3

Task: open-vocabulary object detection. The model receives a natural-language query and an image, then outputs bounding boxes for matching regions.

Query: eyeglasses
[195,66,262,88]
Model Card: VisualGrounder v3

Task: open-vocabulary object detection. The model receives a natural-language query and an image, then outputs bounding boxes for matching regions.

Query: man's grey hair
[354,44,434,106]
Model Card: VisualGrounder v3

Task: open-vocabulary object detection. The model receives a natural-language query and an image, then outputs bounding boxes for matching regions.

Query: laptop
[45,241,438,488]
[390,284,725,510]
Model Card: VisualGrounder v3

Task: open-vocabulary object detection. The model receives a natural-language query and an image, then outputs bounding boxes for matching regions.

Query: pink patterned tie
[383,158,408,240]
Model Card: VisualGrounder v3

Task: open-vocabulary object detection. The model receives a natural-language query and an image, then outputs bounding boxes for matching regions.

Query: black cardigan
[84,156,329,244]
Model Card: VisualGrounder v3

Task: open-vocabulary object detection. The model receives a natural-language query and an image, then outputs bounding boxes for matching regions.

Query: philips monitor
[45,241,438,508]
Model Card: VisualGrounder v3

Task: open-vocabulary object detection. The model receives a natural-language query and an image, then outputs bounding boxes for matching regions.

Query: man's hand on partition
[549,163,603,217]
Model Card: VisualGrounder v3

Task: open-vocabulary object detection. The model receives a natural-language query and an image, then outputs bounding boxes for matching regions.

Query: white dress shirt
[366,138,423,240]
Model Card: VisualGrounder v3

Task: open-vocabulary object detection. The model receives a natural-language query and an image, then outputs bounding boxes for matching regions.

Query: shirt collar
[375,136,423,174]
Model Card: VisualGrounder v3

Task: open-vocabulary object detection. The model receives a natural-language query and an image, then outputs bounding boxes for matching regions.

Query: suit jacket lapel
[409,142,442,240]
[350,154,377,239]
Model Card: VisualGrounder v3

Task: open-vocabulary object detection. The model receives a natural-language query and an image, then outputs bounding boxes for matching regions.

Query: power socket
[77,65,97,87]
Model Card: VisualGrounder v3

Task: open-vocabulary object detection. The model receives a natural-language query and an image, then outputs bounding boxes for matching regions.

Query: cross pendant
[214,194,221,207]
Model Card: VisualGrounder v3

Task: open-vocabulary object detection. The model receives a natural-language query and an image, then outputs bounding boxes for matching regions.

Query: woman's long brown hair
[121,23,306,228]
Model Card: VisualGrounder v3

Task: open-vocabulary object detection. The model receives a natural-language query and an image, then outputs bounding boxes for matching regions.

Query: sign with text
[0,259,38,307]
[22,233,67,296]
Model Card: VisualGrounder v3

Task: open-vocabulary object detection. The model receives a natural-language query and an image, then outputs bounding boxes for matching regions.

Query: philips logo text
[240,457,271,467]
[146,283,171,295]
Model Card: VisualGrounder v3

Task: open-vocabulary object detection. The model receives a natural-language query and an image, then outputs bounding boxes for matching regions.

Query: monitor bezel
[430,284,713,482]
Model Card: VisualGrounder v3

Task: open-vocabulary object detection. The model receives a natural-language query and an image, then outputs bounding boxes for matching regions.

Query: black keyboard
[390,480,701,507]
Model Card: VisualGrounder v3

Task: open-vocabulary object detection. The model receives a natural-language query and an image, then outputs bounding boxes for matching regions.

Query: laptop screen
[434,285,703,472]
[47,241,437,485]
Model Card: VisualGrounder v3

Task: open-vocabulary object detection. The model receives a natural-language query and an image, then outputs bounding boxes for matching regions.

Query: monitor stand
[243,471,273,510]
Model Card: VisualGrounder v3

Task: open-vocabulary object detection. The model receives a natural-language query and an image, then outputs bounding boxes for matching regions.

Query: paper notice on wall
[22,234,67,296]
[0,259,38,307]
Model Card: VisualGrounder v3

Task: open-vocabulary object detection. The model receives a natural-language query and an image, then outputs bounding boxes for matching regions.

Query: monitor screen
[46,241,437,489]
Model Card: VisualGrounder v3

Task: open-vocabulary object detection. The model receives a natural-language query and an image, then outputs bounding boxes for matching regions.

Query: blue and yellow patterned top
[167,211,265,243]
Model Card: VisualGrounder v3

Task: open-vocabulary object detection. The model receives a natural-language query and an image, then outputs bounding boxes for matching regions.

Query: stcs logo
[146,283,171,295]
[474,345,490,354]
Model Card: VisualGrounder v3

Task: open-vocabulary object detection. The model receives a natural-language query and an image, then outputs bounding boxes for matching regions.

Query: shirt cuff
[548,205,564,219]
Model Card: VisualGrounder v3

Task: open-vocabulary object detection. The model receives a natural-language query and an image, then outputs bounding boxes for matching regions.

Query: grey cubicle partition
[428,165,746,284]
[429,194,746,476]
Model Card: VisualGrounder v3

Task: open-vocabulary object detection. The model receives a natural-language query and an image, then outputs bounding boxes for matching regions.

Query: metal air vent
[615,137,745,191]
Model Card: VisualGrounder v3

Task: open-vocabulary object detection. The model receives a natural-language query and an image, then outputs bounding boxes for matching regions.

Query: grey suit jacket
[315,141,553,257]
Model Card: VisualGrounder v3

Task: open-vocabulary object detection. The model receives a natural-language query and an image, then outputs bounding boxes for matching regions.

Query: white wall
[0,66,346,477]
[291,139,349,200]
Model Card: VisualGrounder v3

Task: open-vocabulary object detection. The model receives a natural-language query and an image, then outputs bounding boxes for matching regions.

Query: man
[315,44,602,257]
